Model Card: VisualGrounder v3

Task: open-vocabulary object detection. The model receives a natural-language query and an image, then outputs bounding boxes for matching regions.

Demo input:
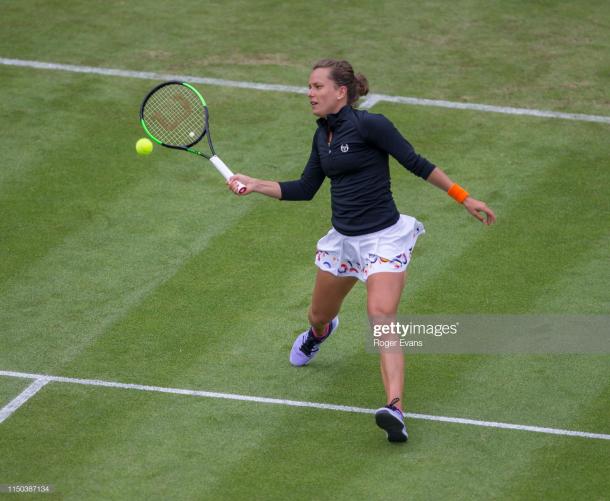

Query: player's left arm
[426,167,496,225]
[362,113,495,225]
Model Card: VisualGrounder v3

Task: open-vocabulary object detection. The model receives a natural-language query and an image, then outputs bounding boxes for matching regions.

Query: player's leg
[367,271,409,442]
[308,269,357,336]
[367,271,406,406]
[290,269,357,366]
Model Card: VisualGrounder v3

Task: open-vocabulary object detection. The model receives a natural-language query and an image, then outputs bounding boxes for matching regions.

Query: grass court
[0,1,608,499]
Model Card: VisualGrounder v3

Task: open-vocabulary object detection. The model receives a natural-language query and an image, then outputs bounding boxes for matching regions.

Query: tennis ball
[135,138,153,156]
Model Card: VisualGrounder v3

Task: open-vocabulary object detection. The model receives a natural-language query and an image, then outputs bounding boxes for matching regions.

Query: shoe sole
[375,410,408,443]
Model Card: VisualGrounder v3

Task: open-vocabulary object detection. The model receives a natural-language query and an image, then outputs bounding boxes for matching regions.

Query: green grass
[0,0,609,499]
[1,0,609,115]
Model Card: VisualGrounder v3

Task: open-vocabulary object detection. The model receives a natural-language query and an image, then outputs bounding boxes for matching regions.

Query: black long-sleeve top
[279,105,436,236]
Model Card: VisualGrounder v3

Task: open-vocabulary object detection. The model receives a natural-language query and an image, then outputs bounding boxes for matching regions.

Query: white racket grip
[209,155,246,194]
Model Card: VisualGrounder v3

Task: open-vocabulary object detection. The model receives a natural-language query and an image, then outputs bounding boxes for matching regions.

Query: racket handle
[209,155,247,194]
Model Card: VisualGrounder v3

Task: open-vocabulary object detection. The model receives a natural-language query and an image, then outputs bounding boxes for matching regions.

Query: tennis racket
[140,81,246,194]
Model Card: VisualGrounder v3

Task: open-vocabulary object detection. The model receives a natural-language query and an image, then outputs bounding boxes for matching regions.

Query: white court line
[1,57,609,124]
[377,94,610,123]
[1,370,608,440]
[359,93,383,110]
[0,58,306,94]
[0,377,49,424]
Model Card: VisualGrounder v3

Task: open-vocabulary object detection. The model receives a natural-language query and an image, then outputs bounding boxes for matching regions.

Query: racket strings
[143,84,206,146]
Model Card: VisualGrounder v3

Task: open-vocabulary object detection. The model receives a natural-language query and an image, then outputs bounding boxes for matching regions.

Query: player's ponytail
[354,73,369,102]
[313,59,370,106]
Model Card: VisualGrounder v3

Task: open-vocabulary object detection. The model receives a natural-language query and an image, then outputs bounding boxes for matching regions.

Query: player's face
[308,68,347,118]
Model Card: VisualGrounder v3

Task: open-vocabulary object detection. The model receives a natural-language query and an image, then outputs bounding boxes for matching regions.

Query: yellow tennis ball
[135,138,153,156]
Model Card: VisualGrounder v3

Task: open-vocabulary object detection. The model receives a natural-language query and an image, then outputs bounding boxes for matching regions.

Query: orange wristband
[448,183,469,203]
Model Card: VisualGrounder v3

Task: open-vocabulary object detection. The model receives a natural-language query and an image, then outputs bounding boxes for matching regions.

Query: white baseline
[1,57,609,124]
[0,370,608,440]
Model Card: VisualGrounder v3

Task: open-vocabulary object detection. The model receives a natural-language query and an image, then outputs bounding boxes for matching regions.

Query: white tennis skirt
[315,214,425,282]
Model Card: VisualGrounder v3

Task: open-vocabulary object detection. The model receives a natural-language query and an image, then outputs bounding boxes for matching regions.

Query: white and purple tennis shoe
[375,398,408,442]
[289,317,339,366]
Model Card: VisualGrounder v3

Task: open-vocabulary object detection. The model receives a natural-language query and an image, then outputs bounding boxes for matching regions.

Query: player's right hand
[228,174,255,195]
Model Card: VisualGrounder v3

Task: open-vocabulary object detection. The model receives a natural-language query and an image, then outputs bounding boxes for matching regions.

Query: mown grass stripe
[1,370,608,440]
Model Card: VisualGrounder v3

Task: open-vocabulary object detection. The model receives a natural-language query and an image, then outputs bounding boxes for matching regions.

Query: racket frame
[140,81,246,193]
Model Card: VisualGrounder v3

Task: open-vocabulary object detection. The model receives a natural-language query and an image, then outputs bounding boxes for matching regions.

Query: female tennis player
[228,59,496,443]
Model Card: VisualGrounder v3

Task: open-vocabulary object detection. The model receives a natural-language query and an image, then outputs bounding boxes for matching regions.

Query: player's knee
[367,302,396,319]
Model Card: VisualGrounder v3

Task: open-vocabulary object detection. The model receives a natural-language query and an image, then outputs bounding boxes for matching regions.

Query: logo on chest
[340,144,349,153]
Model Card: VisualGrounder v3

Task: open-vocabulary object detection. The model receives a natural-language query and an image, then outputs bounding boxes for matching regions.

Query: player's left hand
[463,197,496,225]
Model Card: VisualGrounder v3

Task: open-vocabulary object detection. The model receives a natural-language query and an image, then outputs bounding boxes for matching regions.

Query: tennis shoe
[375,398,408,442]
[289,317,339,366]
